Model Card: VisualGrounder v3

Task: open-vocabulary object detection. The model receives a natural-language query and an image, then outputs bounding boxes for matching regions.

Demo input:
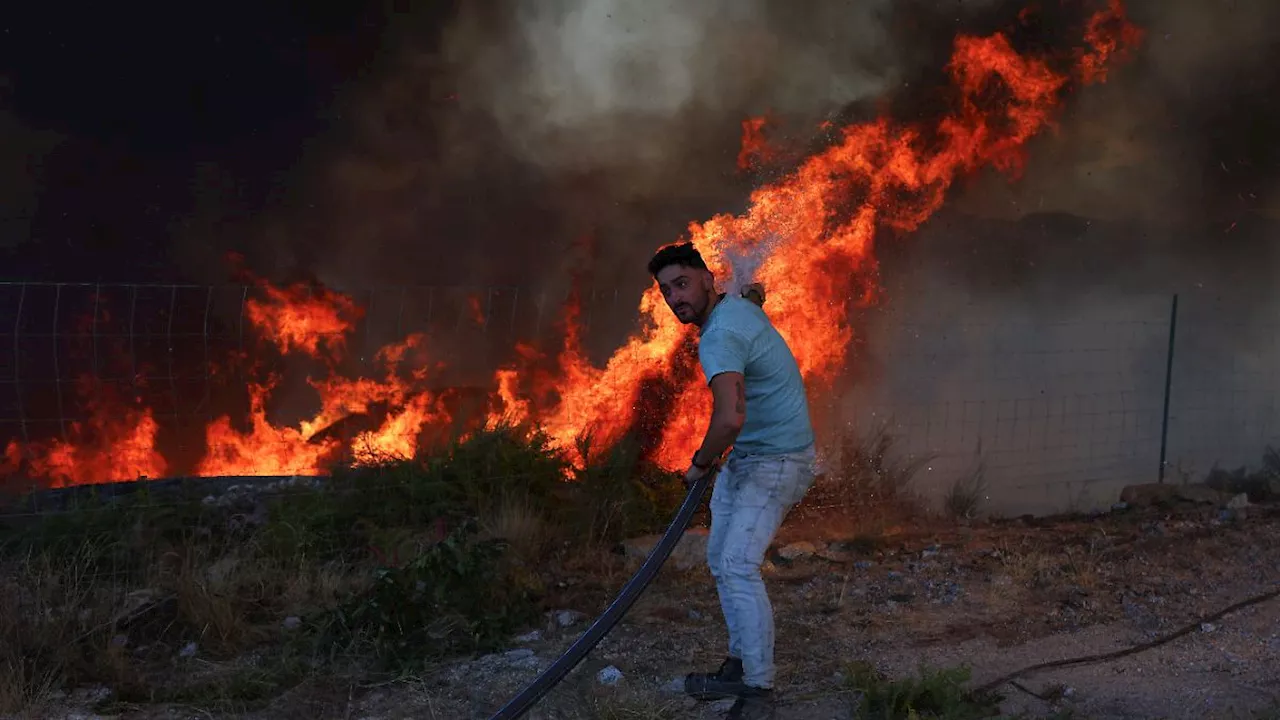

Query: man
[647,242,816,720]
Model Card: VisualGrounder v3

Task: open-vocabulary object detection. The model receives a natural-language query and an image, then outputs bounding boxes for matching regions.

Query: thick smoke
[297,0,920,294]
[442,0,900,175]
[274,0,1280,300]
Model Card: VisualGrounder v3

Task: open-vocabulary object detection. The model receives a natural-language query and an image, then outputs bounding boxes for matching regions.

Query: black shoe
[683,656,745,700]
[726,686,775,719]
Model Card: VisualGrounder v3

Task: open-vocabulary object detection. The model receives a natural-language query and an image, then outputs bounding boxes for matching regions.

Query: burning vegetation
[2,2,1141,492]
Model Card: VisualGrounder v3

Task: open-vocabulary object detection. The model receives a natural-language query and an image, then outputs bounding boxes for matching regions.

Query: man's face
[655,264,715,325]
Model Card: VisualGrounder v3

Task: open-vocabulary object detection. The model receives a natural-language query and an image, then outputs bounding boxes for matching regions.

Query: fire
[1079,0,1146,83]
[490,369,532,427]
[2,377,167,487]
[245,280,364,359]
[492,0,1142,471]
[1,2,1142,488]
[737,115,776,172]
[194,268,449,476]
[197,380,339,477]
[484,293,651,467]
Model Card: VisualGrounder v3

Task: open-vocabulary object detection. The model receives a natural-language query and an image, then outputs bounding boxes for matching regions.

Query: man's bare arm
[693,371,746,468]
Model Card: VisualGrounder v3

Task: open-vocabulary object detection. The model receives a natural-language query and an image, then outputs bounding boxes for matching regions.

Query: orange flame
[493,1,1143,471]
[244,280,364,360]
[2,377,167,487]
[197,379,339,476]
[490,368,532,427]
[194,275,449,476]
[197,327,447,475]
[737,115,776,172]
[1079,0,1145,83]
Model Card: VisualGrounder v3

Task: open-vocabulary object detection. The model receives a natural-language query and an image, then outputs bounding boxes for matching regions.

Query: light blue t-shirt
[697,295,815,456]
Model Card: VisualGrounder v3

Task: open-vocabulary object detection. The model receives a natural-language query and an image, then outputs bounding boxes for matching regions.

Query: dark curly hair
[647,242,709,278]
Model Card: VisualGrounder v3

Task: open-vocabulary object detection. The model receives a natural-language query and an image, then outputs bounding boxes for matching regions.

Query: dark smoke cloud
[260,0,1280,297]
[163,0,1279,299]
[903,0,1280,323]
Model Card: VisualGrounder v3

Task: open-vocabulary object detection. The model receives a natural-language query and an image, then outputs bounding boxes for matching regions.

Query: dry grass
[0,533,382,715]
[15,422,1218,717]
[995,533,1110,592]
[944,441,989,521]
[1060,535,1111,591]
[0,543,133,714]
[830,421,933,510]
[0,425,686,715]
[479,492,559,565]
[580,686,685,720]
[792,422,932,545]
[996,540,1061,590]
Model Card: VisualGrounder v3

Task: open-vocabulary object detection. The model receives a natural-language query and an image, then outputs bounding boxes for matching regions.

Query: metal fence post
[1158,293,1179,483]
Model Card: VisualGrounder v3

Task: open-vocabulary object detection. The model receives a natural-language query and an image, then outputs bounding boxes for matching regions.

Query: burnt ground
[31,500,1280,720]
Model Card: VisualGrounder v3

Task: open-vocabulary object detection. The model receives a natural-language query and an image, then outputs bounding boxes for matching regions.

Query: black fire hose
[486,464,717,720]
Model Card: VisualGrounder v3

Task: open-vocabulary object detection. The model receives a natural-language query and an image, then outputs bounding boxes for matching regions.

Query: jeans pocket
[782,456,816,506]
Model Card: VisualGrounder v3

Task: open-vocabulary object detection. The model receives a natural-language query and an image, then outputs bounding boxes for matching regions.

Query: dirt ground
[32,501,1280,720]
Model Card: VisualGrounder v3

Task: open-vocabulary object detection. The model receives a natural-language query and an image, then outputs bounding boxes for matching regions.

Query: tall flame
[492,0,1142,470]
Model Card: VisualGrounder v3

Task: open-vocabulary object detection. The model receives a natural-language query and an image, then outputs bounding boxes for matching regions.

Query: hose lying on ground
[490,468,1276,716]
[974,584,1280,696]
[486,465,717,720]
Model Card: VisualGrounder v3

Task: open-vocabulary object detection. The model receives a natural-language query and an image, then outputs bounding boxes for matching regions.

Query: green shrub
[569,432,685,545]
[0,485,208,580]
[844,662,1002,720]
[260,422,571,561]
[319,518,540,672]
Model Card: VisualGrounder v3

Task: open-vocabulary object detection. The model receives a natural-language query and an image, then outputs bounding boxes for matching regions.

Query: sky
[0,2,403,282]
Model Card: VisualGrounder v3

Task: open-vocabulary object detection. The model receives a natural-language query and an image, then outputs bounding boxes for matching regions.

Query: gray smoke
[263,0,1061,364]
[441,0,900,177]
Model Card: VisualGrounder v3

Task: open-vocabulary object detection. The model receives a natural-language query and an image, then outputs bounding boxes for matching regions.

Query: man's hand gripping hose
[486,460,720,720]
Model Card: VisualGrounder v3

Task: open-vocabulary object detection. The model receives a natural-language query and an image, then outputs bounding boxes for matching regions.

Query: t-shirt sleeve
[698,327,750,385]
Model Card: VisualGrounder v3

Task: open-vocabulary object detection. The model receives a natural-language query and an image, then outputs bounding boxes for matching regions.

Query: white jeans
[705,446,816,689]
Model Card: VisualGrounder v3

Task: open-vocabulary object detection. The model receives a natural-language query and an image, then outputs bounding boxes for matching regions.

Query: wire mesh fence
[0,281,1277,519]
